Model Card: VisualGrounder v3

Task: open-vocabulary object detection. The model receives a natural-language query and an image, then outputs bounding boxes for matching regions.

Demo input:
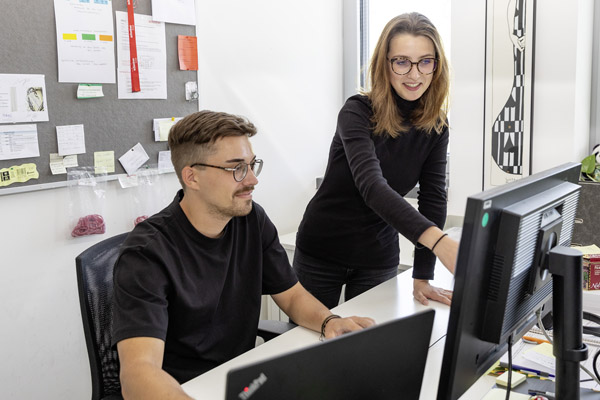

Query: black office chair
[76,233,295,400]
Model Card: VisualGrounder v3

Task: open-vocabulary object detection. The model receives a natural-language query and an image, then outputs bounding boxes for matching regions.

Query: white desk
[182,265,475,399]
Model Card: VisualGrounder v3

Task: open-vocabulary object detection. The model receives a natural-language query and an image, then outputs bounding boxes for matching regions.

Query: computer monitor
[437,162,587,400]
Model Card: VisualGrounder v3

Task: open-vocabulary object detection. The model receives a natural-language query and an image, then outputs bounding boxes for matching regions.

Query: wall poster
[484,0,536,189]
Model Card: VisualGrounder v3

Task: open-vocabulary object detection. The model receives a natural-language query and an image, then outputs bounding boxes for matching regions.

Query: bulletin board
[0,1,198,194]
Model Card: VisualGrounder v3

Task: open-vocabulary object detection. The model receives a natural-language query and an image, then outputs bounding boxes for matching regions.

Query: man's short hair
[168,110,257,187]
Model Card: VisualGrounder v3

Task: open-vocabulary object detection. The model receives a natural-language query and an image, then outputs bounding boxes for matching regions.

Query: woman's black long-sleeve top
[295,93,449,280]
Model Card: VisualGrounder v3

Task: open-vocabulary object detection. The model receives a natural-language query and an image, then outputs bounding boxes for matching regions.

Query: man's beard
[208,186,255,219]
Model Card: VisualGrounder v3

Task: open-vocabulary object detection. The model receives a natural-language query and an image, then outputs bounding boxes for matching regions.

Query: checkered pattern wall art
[484,0,536,188]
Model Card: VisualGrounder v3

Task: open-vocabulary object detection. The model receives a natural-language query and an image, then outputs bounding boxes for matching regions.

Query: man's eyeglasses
[388,57,438,76]
[190,159,263,182]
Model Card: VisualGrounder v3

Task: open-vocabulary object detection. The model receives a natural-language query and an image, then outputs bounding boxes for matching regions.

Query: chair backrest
[76,233,129,400]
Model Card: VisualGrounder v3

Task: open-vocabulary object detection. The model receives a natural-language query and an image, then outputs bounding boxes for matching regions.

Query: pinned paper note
[153,117,182,141]
[158,150,174,173]
[77,84,104,99]
[94,151,115,174]
[118,174,139,188]
[49,153,78,175]
[57,124,86,155]
[119,143,149,176]
[158,120,175,141]
[0,125,40,161]
[0,74,49,123]
[178,35,198,71]
[0,163,39,187]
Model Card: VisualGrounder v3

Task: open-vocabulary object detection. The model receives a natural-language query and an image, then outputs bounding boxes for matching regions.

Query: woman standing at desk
[294,13,457,308]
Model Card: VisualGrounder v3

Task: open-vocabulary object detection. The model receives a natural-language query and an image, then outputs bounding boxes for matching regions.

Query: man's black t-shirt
[112,190,298,383]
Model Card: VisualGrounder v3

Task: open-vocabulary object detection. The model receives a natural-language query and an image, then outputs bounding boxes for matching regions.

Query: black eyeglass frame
[388,57,438,76]
[190,158,263,182]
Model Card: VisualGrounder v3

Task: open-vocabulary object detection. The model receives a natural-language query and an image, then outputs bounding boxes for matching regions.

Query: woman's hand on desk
[413,279,452,306]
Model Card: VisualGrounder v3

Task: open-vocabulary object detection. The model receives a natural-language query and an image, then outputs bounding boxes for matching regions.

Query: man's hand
[413,279,452,306]
[323,316,376,339]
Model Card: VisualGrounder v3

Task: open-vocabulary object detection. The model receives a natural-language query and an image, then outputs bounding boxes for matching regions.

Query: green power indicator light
[482,212,489,227]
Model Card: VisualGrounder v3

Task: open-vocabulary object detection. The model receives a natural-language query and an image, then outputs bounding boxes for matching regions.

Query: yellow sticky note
[158,120,175,141]
[0,163,39,187]
[495,371,526,388]
[94,151,115,174]
[528,342,554,357]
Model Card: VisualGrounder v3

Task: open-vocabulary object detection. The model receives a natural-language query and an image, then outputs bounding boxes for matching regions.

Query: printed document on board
[53,0,116,83]
[115,12,167,99]
[0,74,49,124]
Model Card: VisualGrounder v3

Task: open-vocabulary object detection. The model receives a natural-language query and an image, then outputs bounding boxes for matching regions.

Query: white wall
[195,0,343,234]
[0,1,342,399]
[448,0,594,217]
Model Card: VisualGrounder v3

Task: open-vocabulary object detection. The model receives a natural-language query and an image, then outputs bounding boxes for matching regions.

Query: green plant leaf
[581,154,596,174]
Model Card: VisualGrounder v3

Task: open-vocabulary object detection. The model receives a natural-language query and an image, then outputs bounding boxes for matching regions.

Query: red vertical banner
[126,0,141,92]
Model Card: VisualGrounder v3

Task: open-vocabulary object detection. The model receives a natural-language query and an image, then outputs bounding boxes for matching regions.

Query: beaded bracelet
[319,314,341,341]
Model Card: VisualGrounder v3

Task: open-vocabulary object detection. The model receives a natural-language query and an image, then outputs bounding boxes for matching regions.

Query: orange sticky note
[178,35,198,71]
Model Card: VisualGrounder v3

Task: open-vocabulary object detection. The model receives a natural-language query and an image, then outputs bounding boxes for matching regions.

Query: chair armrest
[257,320,297,342]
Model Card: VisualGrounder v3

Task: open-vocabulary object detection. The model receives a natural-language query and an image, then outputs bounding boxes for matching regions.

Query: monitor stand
[549,246,589,399]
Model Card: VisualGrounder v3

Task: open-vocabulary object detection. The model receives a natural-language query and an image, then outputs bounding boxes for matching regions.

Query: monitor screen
[437,162,581,400]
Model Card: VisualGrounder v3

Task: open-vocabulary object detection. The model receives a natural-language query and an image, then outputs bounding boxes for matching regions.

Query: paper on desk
[522,343,555,372]
[572,245,600,256]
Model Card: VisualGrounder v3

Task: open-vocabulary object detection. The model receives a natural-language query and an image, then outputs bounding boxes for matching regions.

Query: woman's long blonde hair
[363,12,449,137]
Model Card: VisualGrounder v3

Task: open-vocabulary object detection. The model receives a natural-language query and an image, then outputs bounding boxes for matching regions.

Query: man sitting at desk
[112,110,375,400]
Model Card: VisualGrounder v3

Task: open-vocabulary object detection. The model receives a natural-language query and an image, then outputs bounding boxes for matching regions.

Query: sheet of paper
[158,150,174,173]
[0,74,49,124]
[158,120,175,141]
[94,151,115,174]
[77,84,104,99]
[49,153,78,175]
[0,125,40,161]
[572,244,600,255]
[56,124,86,155]
[119,143,149,175]
[115,12,167,99]
[151,0,196,25]
[53,0,116,83]
[178,35,198,70]
[0,163,39,187]
[153,117,182,141]
[522,343,555,371]
[118,174,139,188]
